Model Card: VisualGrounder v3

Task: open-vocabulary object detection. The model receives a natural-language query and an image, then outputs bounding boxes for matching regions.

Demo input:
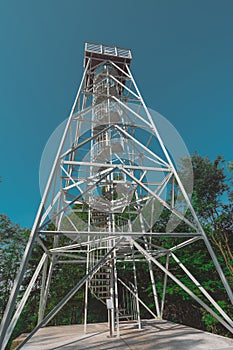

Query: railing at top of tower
[85,42,132,59]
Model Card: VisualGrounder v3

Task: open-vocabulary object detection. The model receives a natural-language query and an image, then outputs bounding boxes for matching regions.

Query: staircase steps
[89,259,111,302]
[88,247,141,332]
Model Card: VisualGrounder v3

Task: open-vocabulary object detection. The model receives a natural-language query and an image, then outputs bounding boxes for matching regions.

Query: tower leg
[38,254,56,324]
[38,254,49,324]
[83,235,90,334]
[143,237,161,318]
[110,254,115,337]
[0,223,41,349]
[1,253,47,350]
[113,245,120,337]
[132,246,141,329]
[83,281,89,334]
[38,235,59,324]
[161,253,169,318]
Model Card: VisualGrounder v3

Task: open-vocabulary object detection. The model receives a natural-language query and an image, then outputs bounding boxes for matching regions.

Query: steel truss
[0,42,232,349]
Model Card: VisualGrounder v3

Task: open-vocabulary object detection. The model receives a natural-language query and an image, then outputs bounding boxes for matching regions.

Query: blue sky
[0,0,232,228]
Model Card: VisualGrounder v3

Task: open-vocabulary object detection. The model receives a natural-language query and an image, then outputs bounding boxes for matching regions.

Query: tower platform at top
[84,42,132,70]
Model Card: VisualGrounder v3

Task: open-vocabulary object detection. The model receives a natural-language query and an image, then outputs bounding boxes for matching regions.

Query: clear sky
[0,0,232,228]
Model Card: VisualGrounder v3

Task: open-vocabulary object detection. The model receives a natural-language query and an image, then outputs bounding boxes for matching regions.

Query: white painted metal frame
[1,42,232,350]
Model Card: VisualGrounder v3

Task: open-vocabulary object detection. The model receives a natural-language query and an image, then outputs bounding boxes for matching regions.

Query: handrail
[85,42,132,59]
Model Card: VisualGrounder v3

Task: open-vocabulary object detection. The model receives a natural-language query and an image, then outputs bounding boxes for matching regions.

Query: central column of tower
[90,64,123,336]
[91,65,122,231]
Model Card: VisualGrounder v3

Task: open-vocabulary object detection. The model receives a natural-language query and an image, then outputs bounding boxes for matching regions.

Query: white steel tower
[0,42,232,349]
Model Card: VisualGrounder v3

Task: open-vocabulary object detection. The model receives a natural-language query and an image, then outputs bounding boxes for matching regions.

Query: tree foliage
[0,215,29,319]
[191,153,233,279]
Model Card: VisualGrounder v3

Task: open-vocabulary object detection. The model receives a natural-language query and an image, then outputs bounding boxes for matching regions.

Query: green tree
[0,215,29,320]
[191,153,233,279]
[148,153,233,335]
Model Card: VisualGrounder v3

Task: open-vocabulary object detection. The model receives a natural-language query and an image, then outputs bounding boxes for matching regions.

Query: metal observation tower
[1,43,233,349]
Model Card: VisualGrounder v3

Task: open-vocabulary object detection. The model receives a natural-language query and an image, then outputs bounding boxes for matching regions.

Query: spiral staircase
[88,242,141,330]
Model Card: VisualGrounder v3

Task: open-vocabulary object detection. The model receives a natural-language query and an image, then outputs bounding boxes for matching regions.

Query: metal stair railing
[118,280,139,324]
[88,244,112,304]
